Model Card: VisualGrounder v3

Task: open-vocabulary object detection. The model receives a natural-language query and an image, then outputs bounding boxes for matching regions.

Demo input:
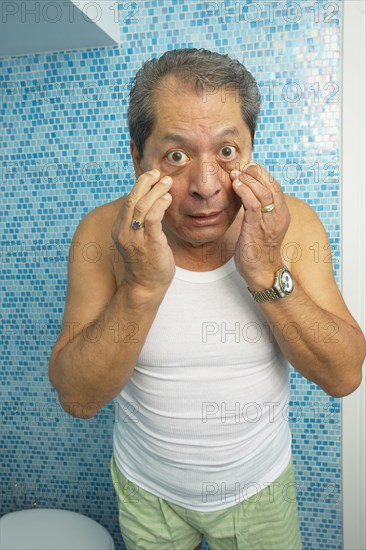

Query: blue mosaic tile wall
[1,1,342,548]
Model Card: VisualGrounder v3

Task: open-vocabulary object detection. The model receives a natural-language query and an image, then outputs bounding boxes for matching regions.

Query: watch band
[247,266,293,302]
[247,287,283,302]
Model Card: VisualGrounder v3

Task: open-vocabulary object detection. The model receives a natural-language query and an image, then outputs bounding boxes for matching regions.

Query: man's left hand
[230,161,291,290]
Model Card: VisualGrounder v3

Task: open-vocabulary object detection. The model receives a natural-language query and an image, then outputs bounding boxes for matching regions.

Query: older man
[49,49,365,550]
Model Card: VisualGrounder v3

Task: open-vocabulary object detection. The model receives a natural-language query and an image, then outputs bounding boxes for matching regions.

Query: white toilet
[0,508,115,550]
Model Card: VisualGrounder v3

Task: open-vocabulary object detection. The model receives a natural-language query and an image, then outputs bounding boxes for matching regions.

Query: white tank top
[113,256,292,511]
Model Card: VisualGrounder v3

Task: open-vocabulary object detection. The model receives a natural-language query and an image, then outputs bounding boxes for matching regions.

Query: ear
[130,140,145,178]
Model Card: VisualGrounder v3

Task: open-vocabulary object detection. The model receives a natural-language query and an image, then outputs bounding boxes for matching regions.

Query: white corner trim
[341,1,366,549]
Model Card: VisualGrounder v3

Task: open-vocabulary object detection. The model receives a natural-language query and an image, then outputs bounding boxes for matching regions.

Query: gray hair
[127,48,262,159]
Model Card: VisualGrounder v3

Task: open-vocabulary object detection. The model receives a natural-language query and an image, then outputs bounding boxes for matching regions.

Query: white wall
[341,1,366,549]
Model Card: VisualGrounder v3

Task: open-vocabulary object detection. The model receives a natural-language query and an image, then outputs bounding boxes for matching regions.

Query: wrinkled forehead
[151,75,247,132]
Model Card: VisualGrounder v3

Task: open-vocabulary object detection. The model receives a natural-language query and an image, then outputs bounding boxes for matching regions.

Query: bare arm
[247,197,365,397]
[229,161,365,397]
[49,169,175,418]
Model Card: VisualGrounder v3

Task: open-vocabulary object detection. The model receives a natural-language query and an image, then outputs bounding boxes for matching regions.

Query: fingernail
[161,176,172,185]
[233,179,242,187]
[149,169,160,176]
[231,169,240,177]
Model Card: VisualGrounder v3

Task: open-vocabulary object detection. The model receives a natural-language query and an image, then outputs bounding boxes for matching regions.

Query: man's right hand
[111,169,176,292]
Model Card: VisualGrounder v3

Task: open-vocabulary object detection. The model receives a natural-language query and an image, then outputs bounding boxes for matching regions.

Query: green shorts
[110,454,302,550]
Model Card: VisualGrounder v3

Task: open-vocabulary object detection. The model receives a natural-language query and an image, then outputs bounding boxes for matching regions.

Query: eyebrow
[160,126,242,147]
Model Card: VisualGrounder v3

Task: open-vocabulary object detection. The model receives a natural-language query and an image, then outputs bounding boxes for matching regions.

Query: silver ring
[131,219,145,230]
[261,203,275,213]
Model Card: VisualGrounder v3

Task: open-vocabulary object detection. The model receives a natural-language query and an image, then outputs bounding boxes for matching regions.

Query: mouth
[189,211,221,217]
[187,211,224,225]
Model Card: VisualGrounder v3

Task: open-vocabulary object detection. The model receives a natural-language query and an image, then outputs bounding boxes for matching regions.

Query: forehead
[151,75,248,136]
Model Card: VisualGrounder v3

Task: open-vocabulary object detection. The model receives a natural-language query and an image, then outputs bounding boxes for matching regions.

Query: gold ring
[261,203,275,213]
[131,219,145,230]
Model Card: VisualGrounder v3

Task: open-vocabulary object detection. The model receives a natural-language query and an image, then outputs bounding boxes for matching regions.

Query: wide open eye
[166,150,189,164]
[219,146,237,160]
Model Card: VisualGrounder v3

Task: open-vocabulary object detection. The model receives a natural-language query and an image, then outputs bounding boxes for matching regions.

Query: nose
[187,160,227,199]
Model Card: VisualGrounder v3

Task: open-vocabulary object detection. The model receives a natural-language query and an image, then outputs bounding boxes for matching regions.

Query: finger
[240,162,285,205]
[232,162,286,210]
[231,162,275,189]
[143,192,172,240]
[228,160,261,180]
[122,174,173,232]
[232,178,265,225]
[231,163,275,209]
[237,172,275,210]
[130,175,173,226]
[122,169,161,218]
[242,161,265,181]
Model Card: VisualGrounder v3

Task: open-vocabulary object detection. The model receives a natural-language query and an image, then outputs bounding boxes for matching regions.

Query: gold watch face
[280,269,294,293]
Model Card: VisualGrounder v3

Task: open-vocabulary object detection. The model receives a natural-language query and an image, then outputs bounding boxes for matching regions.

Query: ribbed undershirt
[113,256,292,511]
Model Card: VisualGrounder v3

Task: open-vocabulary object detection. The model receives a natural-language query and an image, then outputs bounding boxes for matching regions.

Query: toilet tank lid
[0,508,115,550]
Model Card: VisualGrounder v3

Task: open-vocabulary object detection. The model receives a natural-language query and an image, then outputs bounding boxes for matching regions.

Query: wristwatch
[247,266,294,302]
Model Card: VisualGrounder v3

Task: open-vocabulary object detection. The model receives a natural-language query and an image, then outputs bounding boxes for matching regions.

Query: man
[48,49,365,550]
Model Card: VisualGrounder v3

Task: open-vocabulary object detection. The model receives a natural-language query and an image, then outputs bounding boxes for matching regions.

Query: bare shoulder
[76,196,126,280]
[282,194,363,330]
[281,193,329,271]
[80,196,125,237]
[283,193,315,219]
[284,193,325,242]
[282,193,332,280]
[83,196,124,224]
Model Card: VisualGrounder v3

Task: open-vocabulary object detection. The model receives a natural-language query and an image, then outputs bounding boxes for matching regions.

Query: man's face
[131,75,253,252]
